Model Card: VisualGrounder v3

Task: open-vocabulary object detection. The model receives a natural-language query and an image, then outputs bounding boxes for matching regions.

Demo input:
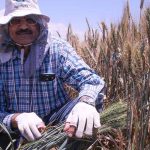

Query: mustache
[16,29,33,35]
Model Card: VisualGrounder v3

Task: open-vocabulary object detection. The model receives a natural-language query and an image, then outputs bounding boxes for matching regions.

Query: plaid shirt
[0,36,104,126]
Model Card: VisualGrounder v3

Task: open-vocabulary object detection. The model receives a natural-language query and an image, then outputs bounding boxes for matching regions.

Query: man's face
[8,15,40,46]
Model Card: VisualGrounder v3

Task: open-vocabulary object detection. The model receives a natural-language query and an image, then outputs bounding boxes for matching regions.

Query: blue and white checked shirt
[0,34,105,128]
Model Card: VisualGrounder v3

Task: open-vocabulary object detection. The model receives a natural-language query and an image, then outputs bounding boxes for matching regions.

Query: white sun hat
[0,0,50,25]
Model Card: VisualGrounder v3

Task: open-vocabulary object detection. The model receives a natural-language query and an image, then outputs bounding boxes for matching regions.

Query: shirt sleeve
[58,40,105,102]
[0,74,13,129]
[3,114,14,129]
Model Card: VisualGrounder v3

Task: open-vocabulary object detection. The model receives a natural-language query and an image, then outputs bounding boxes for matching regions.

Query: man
[0,0,105,149]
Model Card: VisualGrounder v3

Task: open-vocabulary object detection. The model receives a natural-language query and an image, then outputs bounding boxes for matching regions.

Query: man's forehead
[12,15,37,19]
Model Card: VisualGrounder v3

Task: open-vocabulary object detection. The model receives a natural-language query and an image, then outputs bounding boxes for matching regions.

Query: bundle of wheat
[18,101,127,150]
[100,101,127,129]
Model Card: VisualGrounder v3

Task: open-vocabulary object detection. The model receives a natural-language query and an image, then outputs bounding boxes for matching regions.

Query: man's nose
[18,19,29,28]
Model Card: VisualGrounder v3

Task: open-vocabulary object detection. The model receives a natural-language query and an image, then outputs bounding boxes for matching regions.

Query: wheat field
[64,1,150,149]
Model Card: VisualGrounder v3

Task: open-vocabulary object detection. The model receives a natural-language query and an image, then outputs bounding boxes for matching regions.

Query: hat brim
[0,9,50,25]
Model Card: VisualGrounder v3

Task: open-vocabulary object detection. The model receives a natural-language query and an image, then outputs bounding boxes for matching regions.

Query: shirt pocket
[37,78,57,96]
[32,79,58,115]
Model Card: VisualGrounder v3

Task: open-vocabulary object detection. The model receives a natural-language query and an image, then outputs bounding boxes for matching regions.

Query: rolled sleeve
[58,40,105,104]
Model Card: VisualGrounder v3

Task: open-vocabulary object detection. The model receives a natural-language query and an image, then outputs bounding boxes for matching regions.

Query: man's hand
[13,112,46,141]
[64,102,100,138]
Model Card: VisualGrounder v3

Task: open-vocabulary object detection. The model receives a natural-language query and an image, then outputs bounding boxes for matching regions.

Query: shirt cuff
[79,84,104,101]
[3,114,14,129]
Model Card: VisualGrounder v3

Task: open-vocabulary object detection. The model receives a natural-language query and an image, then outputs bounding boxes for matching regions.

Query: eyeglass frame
[9,15,38,26]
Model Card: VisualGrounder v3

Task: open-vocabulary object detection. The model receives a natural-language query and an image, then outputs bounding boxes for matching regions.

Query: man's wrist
[79,96,95,106]
[11,113,21,128]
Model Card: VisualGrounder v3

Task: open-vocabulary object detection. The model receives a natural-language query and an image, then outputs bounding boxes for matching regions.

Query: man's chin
[14,39,34,46]
[14,41,33,47]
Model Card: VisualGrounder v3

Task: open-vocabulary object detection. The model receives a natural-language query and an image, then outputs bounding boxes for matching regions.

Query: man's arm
[58,40,105,138]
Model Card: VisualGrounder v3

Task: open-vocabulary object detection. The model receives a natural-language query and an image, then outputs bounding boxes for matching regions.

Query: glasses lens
[10,18,21,25]
[26,18,37,25]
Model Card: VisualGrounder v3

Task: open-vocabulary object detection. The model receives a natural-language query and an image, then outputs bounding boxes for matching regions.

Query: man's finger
[84,115,93,136]
[23,125,35,141]
[30,124,42,139]
[66,113,78,127]
[93,112,101,128]
[75,116,86,138]
[64,123,76,137]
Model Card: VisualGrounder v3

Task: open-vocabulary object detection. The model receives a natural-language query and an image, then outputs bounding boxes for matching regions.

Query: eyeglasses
[9,16,37,26]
